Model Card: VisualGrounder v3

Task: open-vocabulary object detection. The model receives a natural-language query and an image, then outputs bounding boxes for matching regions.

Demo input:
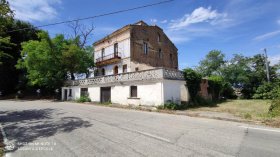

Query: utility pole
[264,48,270,82]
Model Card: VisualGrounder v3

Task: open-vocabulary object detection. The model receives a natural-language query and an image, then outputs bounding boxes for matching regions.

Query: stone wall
[130,25,178,70]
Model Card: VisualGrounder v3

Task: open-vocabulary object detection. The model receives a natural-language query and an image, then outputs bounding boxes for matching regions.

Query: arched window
[114,66,118,75]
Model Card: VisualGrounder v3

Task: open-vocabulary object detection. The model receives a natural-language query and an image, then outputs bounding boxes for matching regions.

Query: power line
[8,0,174,33]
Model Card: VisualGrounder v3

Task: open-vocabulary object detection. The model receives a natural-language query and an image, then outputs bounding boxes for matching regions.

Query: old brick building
[94,21,178,76]
[62,21,189,106]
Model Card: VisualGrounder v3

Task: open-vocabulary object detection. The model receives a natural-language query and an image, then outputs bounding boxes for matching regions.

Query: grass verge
[189,99,280,127]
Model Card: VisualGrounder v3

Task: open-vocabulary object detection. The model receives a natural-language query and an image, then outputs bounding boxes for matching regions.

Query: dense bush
[76,96,91,103]
[269,99,280,117]
[157,101,181,110]
[183,68,202,101]
[208,75,224,100]
[253,82,280,99]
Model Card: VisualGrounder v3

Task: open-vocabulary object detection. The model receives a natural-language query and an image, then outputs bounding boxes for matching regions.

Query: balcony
[96,53,121,67]
[64,68,185,87]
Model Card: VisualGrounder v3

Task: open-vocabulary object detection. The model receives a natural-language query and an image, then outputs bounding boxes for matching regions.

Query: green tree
[183,68,202,101]
[196,50,225,77]
[17,32,94,90]
[208,75,224,100]
[0,0,39,95]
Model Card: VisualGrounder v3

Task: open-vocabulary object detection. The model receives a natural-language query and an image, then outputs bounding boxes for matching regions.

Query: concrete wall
[62,79,189,106]
[61,86,80,101]
[162,80,189,104]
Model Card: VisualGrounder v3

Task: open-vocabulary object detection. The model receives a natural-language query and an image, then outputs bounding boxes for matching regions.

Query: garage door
[100,87,111,103]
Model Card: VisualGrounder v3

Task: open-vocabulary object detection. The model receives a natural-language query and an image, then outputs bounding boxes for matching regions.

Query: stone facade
[93,20,178,75]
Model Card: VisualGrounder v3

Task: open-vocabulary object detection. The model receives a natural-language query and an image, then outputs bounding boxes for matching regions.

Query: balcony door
[114,43,118,57]
[114,66,118,75]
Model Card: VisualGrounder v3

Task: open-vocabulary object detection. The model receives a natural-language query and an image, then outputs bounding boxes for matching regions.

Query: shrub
[164,101,179,110]
[253,82,280,99]
[183,68,202,101]
[157,101,180,110]
[269,99,280,117]
[76,96,91,103]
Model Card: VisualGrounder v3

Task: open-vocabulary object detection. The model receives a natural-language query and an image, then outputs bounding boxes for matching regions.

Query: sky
[7,0,280,69]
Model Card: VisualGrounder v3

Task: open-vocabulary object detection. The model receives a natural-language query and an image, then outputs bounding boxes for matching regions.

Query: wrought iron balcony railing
[96,53,121,66]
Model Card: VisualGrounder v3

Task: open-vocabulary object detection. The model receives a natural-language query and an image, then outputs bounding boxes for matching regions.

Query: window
[130,86,137,98]
[143,42,148,55]
[157,33,161,42]
[101,48,105,58]
[69,89,72,97]
[114,43,118,56]
[135,67,139,71]
[170,54,173,65]
[81,88,88,97]
[101,68,105,76]
[114,66,118,75]
[123,64,127,73]
[158,49,162,59]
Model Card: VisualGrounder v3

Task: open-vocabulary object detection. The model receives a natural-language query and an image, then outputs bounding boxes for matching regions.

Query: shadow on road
[0,109,92,152]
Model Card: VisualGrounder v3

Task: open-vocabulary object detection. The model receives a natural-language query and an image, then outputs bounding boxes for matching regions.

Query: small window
[81,88,88,97]
[130,86,137,98]
[158,49,162,59]
[170,54,173,65]
[157,33,161,42]
[123,64,127,73]
[101,68,105,76]
[69,89,72,97]
[114,43,118,56]
[114,66,118,75]
[135,67,139,71]
[101,48,105,58]
[143,42,148,55]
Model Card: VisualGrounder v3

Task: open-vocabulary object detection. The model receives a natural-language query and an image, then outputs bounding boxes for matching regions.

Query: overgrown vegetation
[76,96,91,103]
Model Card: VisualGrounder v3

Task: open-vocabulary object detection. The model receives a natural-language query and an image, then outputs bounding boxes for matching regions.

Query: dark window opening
[135,67,139,71]
[102,68,105,76]
[81,88,88,97]
[69,89,72,97]
[157,33,161,42]
[143,42,148,55]
[114,43,118,56]
[130,86,137,98]
[158,49,162,59]
[101,48,105,58]
[114,66,118,75]
[123,64,127,73]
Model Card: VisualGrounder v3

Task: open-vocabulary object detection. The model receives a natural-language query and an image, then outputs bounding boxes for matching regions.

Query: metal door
[100,87,111,103]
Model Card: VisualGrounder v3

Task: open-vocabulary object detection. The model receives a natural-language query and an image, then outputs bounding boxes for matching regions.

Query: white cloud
[161,20,168,24]
[253,30,280,41]
[268,54,280,65]
[150,19,157,23]
[277,20,280,25]
[8,0,61,22]
[169,6,228,30]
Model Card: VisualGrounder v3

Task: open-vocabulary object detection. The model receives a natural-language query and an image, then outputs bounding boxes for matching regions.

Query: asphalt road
[0,100,280,157]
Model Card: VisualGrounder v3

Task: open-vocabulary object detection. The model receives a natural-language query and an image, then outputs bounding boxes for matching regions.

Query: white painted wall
[88,86,100,102]
[62,79,188,106]
[162,80,187,104]
[94,38,130,62]
[61,87,80,101]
